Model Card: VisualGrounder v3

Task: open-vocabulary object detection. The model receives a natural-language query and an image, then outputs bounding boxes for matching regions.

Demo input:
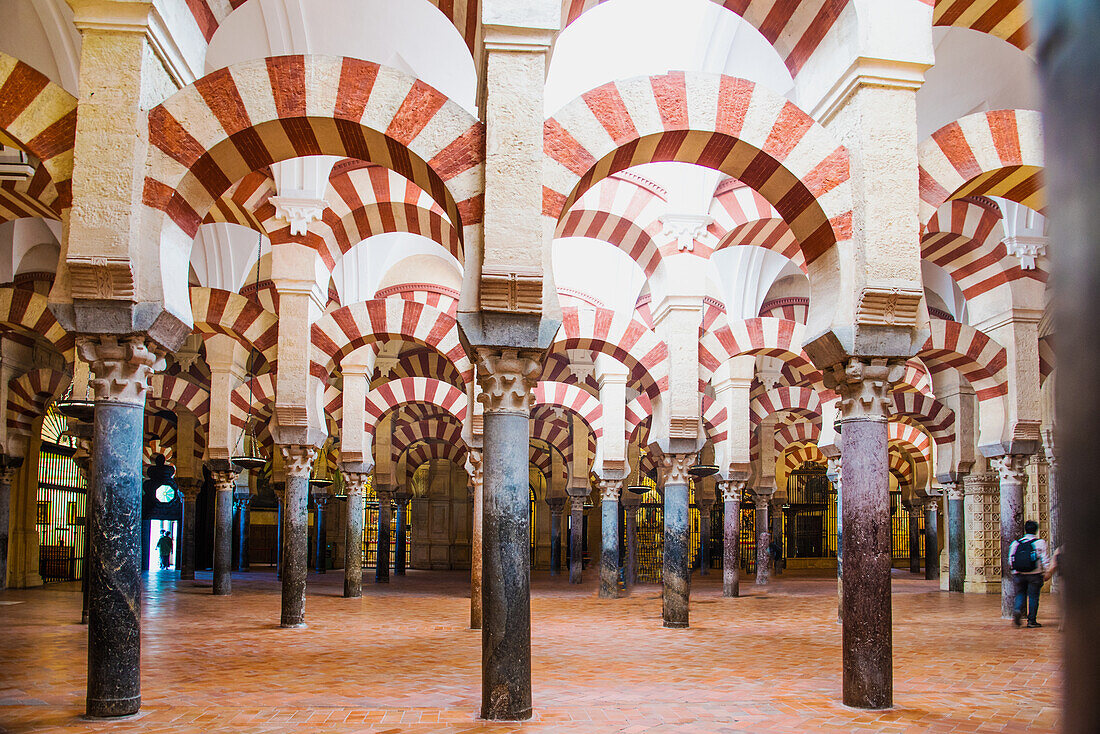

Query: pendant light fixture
[231,233,267,473]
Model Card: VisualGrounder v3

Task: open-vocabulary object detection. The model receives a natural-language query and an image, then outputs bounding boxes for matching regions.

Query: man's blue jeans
[1014,574,1043,623]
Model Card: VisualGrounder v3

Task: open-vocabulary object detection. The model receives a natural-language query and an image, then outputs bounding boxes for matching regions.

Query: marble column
[1042,429,1060,554]
[0,458,20,591]
[907,505,922,574]
[78,336,162,717]
[278,446,316,628]
[697,493,715,576]
[475,349,539,721]
[235,495,250,572]
[546,497,565,577]
[274,485,284,578]
[342,471,368,598]
[945,481,965,592]
[924,498,940,581]
[827,458,843,621]
[754,492,772,586]
[567,490,586,584]
[71,437,92,624]
[661,453,695,629]
[313,494,329,574]
[466,449,483,629]
[718,480,744,597]
[394,493,409,576]
[209,467,238,596]
[771,498,784,576]
[375,488,392,583]
[824,357,905,710]
[598,479,622,599]
[993,455,1029,619]
[621,491,641,588]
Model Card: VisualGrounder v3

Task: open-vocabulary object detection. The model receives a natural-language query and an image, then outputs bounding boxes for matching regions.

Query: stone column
[465,449,483,629]
[993,455,1029,619]
[313,494,328,574]
[235,495,251,572]
[394,492,409,576]
[754,492,772,586]
[718,480,744,597]
[546,496,565,576]
[78,336,162,718]
[661,453,695,629]
[341,471,367,598]
[621,491,641,588]
[827,457,843,620]
[71,435,92,624]
[598,479,622,599]
[907,504,922,574]
[924,497,940,581]
[0,458,20,591]
[475,349,540,721]
[771,498,785,576]
[945,481,965,592]
[375,488,392,583]
[566,489,586,584]
[209,466,238,596]
[274,484,285,578]
[278,445,316,628]
[824,357,905,710]
[698,492,715,577]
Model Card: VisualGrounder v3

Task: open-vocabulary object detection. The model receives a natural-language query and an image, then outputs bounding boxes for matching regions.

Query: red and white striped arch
[918,109,1043,227]
[386,346,465,390]
[535,381,604,440]
[392,418,466,459]
[750,386,822,428]
[888,449,913,485]
[148,375,211,420]
[7,368,68,439]
[702,395,728,444]
[0,179,62,225]
[364,377,467,442]
[143,56,484,269]
[399,439,468,485]
[919,320,1008,402]
[544,73,851,265]
[895,358,933,397]
[625,392,653,443]
[890,390,955,445]
[190,288,279,362]
[311,298,471,383]
[932,0,1030,51]
[0,287,73,357]
[749,419,821,464]
[889,422,933,487]
[553,307,669,400]
[228,373,277,428]
[558,174,667,276]
[783,442,828,472]
[530,416,575,466]
[529,443,555,478]
[373,283,460,315]
[700,317,814,382]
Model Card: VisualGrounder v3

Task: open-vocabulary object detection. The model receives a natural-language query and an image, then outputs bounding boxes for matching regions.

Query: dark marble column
[567,490,586,584]
[466,450,483,629]
[661,453,695,629]
[718,480,743,597]
[546,497,565,577]
[278,446,316,628]
[274,485,284,578]
[71,435,93,624]
[79,336,162,718]
[394,493,409,576]
[235,495,251,571]
[313,494,328,574]
[771,498,784,576]
[177,479,199,580]
[341,471,368,598]
[825,357,905,710]
[598,479,622,599]
[993,455,1028,619]
[375,488,392,583]
[621,491,641,588]
[209,467,238,596]
[697,494,715,576]
[828,458,843,622]
[946,481,965,592]
[0,457,19,591]
[907,505,922,574]
[754,492,771,586]
[924,498,940,581]
[476,349,539,721]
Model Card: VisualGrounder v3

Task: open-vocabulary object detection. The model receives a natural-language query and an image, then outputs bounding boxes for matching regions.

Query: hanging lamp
[55,383,95,423]
[231,232,268,473]
[687,456,719,479]
[309,440,333,490]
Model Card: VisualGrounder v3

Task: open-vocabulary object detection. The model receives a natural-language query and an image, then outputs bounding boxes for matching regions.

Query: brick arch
[399,439,468,486]
[555,207,663,277]
[148,375,212,421]
[919,320,1007,402]
[918,109,1043,227]
[932,0,1030,51]
[364,377,468,444]
[534,381,604,440]
[625,393,652,443]
[699,317,815,382]
[552,306,669,401]
[0,286,73,356]
[890,390,955,445]
[7,367,69,439]
[702,395,727,444]
[750,386,823,430]
[387,346,465,390]
[888,422,932,489]
[392,417,465,459]
[783,442,828,472]
[229,373,277,428]
[544,73,851,266]
[190,287,279,362]
[714,218,805,272]
[311,298,471,383]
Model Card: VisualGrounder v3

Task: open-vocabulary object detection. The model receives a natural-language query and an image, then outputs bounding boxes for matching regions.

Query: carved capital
[464,448,483,488]
[944,481,964,501]
[826,457,843,489]
[598,478,623,502]
[546,496,566,513]
[210,469,239,493]
[67,255,135,300]
[313,494,330,509]
[992,454,1029,485]
[234,496,252,511]
[717,479,746,503]
[855,285,923,327]
[1041,427,1057,469]
[660,452,697,486]
[77,336,166,406]
[475,349,541,415]
[279,444,317,478]
[341,471,370,497]
[823,357,905,422]
[270,195,327,236]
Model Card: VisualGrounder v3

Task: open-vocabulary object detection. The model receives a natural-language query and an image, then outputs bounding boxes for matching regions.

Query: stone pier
[661,453,695,628]
[279,446,316,628]
[598,479,622,599]
[342,471,368,598]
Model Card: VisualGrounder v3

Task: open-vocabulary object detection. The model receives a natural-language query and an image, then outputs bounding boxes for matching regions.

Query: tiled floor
[0,567,1060,733]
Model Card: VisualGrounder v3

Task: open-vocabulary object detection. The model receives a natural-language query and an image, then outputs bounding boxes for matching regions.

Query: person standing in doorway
[1009,520,1051,628]
[157,530,173,570]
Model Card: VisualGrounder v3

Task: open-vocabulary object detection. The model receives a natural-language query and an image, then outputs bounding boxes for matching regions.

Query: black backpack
[1011,538,1039,572]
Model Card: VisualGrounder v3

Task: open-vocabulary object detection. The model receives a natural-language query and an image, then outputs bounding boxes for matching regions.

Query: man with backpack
[1008,520,1051,628]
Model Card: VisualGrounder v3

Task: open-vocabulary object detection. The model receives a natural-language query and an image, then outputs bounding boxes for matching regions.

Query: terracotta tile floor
[0,567,1060,733]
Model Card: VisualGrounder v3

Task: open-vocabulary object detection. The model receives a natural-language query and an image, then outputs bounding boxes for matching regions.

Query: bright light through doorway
[149,519,179,571]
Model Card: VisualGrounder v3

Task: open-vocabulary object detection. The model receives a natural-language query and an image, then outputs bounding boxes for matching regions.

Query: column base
[662,620,689,629]
[86,696,141,719]
[280,621,307,629]
[180,572,195,581]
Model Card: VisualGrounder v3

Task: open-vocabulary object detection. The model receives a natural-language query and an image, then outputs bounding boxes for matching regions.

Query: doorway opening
[149,519,179,571]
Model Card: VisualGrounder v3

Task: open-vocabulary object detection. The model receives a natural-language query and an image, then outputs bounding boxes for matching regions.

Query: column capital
[312,493,330,509]
[278,445,317,478]
[474,348,541,414]
[464,448,484,488]
[944,481,964,501]
[176,477,201,502]
[341,471,370,497]
[209,468,239,493]
[546,496,566,512]
[598,478,622,502]
[660,452,697,486]
[620,491,643,510]
[991,454,1029,484]
[77,336,165,406]
[0,455,22,483]
[375,486,393,503]
[233,496,251,511]
[823,357,906,422]
[717,479,746,503]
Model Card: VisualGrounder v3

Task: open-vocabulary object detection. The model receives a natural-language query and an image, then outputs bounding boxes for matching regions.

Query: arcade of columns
[0,0,1053,723]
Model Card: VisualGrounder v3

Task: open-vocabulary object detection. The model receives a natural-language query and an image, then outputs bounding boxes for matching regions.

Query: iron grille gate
[783,462,837,560]
[36,448,88,582]
[890,490,926,561]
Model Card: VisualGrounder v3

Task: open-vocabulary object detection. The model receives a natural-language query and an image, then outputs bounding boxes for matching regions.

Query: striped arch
[715,218,804,271]
[535,381,604,439]
[399,440,467,486]
[148,375,211,420]
[891,390,955,445]
[933,0,1030,51]
[775,421,820,450]
[387,346,465,390]
[7,368,68,439]
[373,284,460,316]
[700,317,814,381]
[918,110,1043,227]
[228,373,277,428]
[889,422,933,489]
[0,287,72,355]
[896,358,933,396]
[0,55,78,207]
[750,387,822,426]
[392,418,466,459]
[364,377,468,443]
[544,73,851,266]
[529,444,554,478]
[204,170,272,231]
[702,396,728,443]
[625,393,653,443]
[190,288,279,361]
[0,184,62,224]
[553,307,669,400]
[888,450,913,486]
[531,417,574,465]
[919,320,1008,401]
[556,207,662,277]
[311,299,471,383]
[783,443,828,472]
